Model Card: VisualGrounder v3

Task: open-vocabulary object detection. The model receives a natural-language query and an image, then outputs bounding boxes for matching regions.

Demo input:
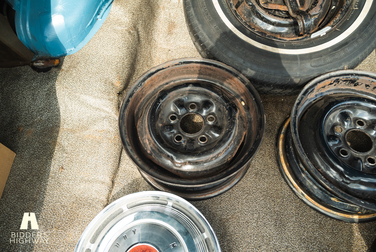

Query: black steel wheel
[119,58,264,200]
[277,70,376,222]
[184,0,376,94]
[74,191,221,252]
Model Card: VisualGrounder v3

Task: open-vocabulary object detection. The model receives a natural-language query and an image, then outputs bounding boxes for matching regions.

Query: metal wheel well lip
[9,0,113,59]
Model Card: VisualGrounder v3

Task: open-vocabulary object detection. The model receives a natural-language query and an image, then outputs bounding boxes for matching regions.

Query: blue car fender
[6,0,113,59]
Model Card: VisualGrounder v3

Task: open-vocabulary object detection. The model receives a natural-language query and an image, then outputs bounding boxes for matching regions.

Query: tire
[183,0,376,94]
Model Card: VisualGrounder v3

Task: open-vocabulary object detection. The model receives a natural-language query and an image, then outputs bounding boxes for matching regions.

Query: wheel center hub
[323,102,376,174]
[127,244,159,252]
[152,88,231,154]
[180,113,204,134]
[346,129,373,153]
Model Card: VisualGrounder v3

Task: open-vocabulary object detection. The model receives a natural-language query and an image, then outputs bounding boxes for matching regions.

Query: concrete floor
[0,1,376,251]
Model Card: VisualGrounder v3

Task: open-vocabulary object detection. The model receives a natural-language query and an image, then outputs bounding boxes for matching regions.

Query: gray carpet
[0,1,376,251]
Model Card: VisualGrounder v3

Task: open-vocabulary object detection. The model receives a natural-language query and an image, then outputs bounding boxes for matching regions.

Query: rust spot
[260,1,288,11]
[331,197,341,202]
[229,0,336,39]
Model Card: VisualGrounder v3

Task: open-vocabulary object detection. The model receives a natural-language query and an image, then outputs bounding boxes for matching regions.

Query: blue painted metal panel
[6,0,113,59]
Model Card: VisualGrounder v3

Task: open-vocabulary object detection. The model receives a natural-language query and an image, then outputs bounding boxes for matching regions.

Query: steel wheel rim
[138,161,250,200]
[119,58,264,199]
[278,117,376,222]
[137,78,246,178]
[74,191,221,252]
[278,70,376,221]
[226,0,355,41]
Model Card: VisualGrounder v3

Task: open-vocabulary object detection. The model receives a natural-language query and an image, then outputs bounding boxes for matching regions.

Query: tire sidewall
[184,0,376,90]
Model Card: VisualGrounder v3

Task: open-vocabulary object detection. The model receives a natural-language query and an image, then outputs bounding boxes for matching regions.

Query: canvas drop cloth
[0,0,376,251]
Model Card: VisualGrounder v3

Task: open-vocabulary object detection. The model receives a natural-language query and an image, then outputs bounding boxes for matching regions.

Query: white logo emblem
[20,212,39,230]
[9,212,48,244]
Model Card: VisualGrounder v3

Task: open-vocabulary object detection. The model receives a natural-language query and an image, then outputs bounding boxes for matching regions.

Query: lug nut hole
[334,126,343,134]
[367,157,376,166]
[169,114,178,122]
[356,119,366,127]
[339,148,349,158]
[174,134,183,143]
[189,103,197,110]
[207,115,216,123]
[198,135,208,144]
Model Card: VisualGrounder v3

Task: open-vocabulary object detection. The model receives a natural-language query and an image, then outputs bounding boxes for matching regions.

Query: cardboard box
[0,143,15,199]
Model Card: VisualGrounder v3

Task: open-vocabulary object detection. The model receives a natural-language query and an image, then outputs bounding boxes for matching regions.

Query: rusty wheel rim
[138,161,250,200]
[278,118,376,222]
[138,77,245,179]
[227,0,353,41]
[119,58,264,199]
[277,70,376,222]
